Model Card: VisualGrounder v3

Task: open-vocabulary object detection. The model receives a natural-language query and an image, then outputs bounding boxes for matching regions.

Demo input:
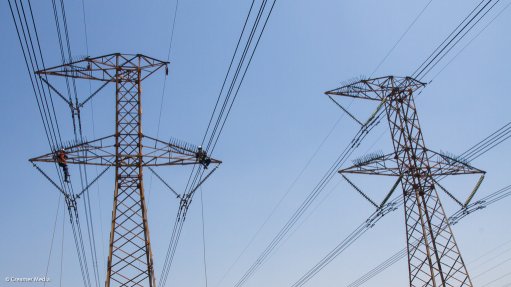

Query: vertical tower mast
[327,76,484,287]
[106,55,155,287]
[385,82,467,287]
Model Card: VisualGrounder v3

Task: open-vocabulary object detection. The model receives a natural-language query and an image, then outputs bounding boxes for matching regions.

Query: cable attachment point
[64,194,78,211]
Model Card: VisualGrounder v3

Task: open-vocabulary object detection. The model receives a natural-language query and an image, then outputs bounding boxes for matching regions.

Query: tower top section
[325,76,426,101]
[35,53,169,82]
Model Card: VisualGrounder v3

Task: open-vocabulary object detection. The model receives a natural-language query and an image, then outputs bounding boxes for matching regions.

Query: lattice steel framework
[30,54,221,287]
[326,76,485,287]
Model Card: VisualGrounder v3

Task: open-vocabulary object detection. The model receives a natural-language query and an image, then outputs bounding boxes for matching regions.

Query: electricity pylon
[326,76,485,287]
[29,53,221,287]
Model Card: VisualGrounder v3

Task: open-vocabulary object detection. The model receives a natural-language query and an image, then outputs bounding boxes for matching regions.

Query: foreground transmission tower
[29,53,221,287]
[327,76,485,287]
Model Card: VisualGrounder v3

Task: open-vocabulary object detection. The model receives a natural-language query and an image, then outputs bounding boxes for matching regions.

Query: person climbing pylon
[55,149,70,183]
[196,146,211,169]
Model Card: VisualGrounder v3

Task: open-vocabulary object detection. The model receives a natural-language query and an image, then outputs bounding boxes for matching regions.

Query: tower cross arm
[142,135,222,167]
[325,76,426,101]
[29,134,221,167]
[35,53,169,82]
[29,135,116,166]
[339,152,400,176]
[427,150,485,176]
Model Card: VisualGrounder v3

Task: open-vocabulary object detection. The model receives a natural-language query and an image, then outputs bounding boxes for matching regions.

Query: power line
[51,0,101,284]
[371,0,434,77]
[291,197,403,287]
[200,0,257,148]
[264,177,344,271]
[412,0,489,78]
[231,105,384,287]
[9,1,98,285]
[431,1,511,81]
[7,4,78,276]
[412,0,503,80]
[9,0,63,152]
[79,0,108,282]
[57,0,102,284]
[78,1,108,278]
[479,270,511,286]
[468,239,511,265]
[59,209,65,287]
[80,0,89,54]
[205,0,278,155]
[214,111,348,287]
[159,199,189,287]
[186,0,278,197]
[147,0,181,235]
[473,254,511,279]
[43,195,62,287]
[157,2,278,283]
[155,0,181,140]
[201,188,209,287]
[418,0,502,81]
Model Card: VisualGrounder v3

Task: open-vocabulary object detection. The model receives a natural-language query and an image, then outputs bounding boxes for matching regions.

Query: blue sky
[1,0,510,287]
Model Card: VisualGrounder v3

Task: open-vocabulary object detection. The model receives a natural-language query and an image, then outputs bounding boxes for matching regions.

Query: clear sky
[1,0,510,287]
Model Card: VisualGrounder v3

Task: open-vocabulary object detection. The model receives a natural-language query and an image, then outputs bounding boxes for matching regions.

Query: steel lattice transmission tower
[29,53,221,287]
[326,76,485,287]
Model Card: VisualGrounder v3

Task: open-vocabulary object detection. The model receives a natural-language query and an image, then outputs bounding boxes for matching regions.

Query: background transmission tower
[29,53,221,287]
[326,76,485,287]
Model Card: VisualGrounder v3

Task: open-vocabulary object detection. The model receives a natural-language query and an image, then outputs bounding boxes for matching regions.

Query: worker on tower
[196,146,211,169]
[55,149,70,183]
